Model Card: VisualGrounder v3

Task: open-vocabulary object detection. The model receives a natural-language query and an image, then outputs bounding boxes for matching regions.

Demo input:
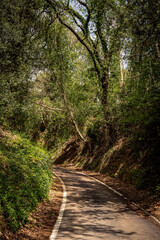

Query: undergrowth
[0,133,52,231]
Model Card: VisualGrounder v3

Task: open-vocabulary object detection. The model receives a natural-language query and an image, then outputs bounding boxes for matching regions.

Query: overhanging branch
[46,0,102,76]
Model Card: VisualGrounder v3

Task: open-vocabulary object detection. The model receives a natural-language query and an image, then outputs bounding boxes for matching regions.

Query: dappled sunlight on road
[53,167,160,240]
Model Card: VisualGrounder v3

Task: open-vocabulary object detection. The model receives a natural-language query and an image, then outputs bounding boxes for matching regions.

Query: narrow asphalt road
[53,167,160,240]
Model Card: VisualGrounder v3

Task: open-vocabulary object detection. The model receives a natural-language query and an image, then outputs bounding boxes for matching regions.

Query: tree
[116,0,160,141]
[45,0,125,121]
[40,22,99,141]
[0,0,44,129]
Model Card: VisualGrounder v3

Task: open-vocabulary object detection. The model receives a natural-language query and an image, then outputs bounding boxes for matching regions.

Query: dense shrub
[87,118,106,143]
[0,134,52,231]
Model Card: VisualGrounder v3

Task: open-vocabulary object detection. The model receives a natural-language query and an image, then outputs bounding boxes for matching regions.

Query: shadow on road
[54,167,160,240]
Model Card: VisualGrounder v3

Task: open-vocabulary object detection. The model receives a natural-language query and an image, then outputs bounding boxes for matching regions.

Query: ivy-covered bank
[0,131,52,231]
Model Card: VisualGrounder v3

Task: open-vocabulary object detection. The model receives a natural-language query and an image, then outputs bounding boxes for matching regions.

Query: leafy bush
[129,168,147,189]
[156,184,160,196]
[0,134,52,231]
[87,118,106,143]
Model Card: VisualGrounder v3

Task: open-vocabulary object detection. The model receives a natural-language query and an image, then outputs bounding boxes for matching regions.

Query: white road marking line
[77,171,123,197]
[90,176,123,197]
[77,170,160,226]
[50,172,67,240]
[50,167,160,235]
[131,202,160,226]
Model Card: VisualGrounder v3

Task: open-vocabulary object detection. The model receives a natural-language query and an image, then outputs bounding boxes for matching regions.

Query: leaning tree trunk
[58,78,85,141]
[62,93,85,142]
[53,71,85,141]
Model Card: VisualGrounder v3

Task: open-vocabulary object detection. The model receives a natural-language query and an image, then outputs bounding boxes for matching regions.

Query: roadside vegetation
[0,130,52,231]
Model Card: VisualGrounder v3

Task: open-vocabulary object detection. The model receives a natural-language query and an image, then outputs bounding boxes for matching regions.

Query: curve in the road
[51,167,160,240]
[79,171,160,226]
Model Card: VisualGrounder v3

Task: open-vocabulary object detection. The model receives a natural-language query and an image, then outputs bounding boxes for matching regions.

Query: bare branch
[76,0,88,9]
[31,100,64,112]
[58,15,101,75]
[76,0,91,37]
[72,14,86,34]
[46,0,102,75]
[69,7,86,25]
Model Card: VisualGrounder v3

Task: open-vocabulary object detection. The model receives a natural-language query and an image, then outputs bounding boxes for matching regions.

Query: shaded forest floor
[0,176,63,240]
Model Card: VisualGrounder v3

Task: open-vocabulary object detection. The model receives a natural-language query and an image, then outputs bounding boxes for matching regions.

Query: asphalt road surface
[53,167,160,240]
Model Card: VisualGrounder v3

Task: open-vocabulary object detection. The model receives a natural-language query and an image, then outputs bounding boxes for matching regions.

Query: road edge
[50,171,67,240]
[77,170,160,227]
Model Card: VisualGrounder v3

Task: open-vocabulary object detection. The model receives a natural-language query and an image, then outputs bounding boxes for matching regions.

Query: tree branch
[76,0,89,10]
[59,16,101,75]
[69,7,86,25]
[46,0,102,75]
[72,14,86,34]
[31,100,64,112]
[76,0,91,36]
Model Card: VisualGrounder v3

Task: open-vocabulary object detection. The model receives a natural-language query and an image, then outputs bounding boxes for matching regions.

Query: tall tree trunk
[100,68,117,141]
[100,69,109,120]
